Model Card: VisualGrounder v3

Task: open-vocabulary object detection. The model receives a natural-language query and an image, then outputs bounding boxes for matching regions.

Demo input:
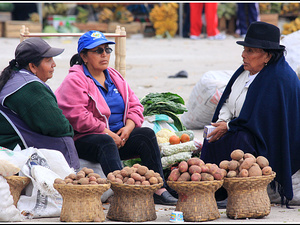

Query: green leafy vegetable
[140,92,187,131]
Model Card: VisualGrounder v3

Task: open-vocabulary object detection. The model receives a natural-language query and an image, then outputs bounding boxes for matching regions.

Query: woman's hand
[207,121,228,143]
[116,119,135,146]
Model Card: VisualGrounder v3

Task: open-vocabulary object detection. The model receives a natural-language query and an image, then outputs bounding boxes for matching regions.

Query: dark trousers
[236,3,259,35]
[75,127,168,189]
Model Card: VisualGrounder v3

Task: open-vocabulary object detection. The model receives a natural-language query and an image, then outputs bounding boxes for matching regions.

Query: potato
[149,176,158,185]
[90,181,98,185]
[125,177,135,185]
[132,163,141,168]
[107,173,116,182]
[131,172,143,181]
[191,172,201,181]
[87,172,101,178]
[262,166,273,175]
[220,168,227,177]
[78,177,89,185]
[123,176,129,183]
[208,164,219,175]
[54,178,65,184]
[96,178,107,184]
[189,165,202,174]
[137,166,148,176]
[239,157,255,170]
[115,173,123,180]
[226,170,237,178]
[154,172,161,178]
[120,168,129,177]
[112,170,121,176]
[157,176,163,183]
[248,164,262,177]
[115,178,123,184]
[67,173,77,180]
[228,160,239,171]
[187,157,203,167]
[168,168,181,181]
[201,172,214,181]
[256,156,269,168]
[135,181,142,185]
[238,169,249,177]
[64,178,73,184]
[177,172,191,181]
[145,169,155,180]
[219,160,230,170]
[200,165,209,173]
[76,172,85,180]
[244,153,256,160]
[140,176,146,182]
[83,168,94,175]
[142,181,150,185]
[230,149,244,161]
[88,176,97,182]
[212,168,225,180]
[178,161,189,173]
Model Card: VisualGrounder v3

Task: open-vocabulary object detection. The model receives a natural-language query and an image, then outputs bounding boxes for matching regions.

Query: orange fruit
[180,133,190,143]
[169,135,180,145]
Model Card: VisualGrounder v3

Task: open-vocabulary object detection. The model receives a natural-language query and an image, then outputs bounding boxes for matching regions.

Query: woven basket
[106,182,163,222]
[223,172,276,219]
[53,183,111,222]
[167,180,224,222]
[5,175,31,207]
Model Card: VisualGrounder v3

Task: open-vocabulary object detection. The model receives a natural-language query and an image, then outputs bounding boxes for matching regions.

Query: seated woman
[55,30,177,205]
[200,21,300,206]
[0,37,80,170]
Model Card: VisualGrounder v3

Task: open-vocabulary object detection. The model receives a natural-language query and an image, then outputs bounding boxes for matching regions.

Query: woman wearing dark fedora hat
[0,37,80,170]
[200,21,300,206]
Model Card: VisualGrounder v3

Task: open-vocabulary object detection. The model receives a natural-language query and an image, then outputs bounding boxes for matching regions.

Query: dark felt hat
[236,21,285,50]
[15,37,64,65]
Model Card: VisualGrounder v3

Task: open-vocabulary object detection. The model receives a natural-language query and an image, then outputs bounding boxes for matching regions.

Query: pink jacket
[55,65,144,141]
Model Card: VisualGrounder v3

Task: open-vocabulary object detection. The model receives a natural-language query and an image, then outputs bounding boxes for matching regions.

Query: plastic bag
[142,114,178,133]
[181,70,233,129]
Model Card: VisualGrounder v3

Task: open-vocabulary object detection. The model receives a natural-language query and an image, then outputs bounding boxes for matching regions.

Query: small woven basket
[167,180,224,222]
[106,182,163,222]
[53,183,111,222]
[223,172,276,219]
[5,175,31,207]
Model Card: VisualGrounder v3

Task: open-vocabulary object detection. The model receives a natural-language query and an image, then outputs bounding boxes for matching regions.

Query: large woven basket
[167,180,224,222]
[53,183,111,222]
[106,181,163,222]
[5,175,31,207]
[223,172,276,219]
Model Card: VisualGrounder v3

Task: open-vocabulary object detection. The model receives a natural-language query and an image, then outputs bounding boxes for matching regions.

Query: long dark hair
[264,47,286,65]
[70,49,88,67]
[0,57,43,92]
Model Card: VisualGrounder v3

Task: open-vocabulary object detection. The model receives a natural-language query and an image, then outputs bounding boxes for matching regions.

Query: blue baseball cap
[77,30,115,54]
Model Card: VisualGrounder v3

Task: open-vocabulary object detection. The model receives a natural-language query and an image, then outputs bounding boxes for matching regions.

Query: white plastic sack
[0,176,23,222]
[142,114,178,133]
[17,148,74,218]
[181,70,233,129]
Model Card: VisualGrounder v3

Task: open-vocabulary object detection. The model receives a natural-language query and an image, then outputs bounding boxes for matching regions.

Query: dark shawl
[212,56,300,201]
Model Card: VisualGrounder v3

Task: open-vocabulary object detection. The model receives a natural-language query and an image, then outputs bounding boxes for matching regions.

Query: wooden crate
[73,22,108,32]
[260,13,279,26]
[5,20,42,38]
[108,21,142,35]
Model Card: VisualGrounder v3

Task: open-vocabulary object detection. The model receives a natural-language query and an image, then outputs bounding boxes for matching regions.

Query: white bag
[17,148,74,218]
[181,70,233,129]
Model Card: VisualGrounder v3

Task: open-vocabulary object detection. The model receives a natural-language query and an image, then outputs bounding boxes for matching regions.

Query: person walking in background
[235,3,259,38]
[189,2,225,40]
[182,3,190,38]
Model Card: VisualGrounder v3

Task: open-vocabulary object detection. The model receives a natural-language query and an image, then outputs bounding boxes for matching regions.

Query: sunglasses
[89,47,113,54]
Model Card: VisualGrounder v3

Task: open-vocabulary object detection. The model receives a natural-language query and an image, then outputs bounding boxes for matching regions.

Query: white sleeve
[216,99,233,123]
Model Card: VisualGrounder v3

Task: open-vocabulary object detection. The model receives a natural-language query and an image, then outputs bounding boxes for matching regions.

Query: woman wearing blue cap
[200,21,300,207]
[0,37,80,170]
[55,30,177,205]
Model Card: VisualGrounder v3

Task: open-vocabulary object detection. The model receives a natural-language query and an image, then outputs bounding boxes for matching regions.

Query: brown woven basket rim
[167,179,224,186]
[5,175,30,181]
[109,181,163,189]
[53,183,111,190]
[224,172,276,182]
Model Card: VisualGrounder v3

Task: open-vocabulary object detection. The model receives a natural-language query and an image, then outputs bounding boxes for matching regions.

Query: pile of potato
[54,167,107,185]
[219,149,273,178]
[167,157,226,182]
[106,164,163,185]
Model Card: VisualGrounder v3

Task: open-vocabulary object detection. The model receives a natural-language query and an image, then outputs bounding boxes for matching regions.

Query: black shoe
[168,70,188,78]
[153,191,178,205]
[217,198,227,209]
